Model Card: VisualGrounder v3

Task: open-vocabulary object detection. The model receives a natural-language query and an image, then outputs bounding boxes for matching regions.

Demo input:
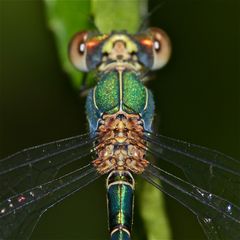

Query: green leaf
[92,0,146,33]
[44,0,91,89]
[138,178,172,240]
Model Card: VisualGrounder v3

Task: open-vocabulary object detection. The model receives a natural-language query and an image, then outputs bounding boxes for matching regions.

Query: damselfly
[1,7,240,240]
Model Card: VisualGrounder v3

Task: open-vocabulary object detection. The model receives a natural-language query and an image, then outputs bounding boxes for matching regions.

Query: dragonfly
[0,25,240,240]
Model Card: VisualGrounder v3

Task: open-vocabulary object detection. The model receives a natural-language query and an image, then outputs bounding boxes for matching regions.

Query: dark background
[0,0,239,239]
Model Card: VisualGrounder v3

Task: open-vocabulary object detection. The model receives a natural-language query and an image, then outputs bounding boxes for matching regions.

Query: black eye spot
[79,42,85,54]
[103,52,109,57]
[154,40,161,52]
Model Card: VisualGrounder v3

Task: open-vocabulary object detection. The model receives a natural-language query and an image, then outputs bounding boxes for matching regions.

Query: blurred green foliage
[44,0,91,89]
[92,0,144,33]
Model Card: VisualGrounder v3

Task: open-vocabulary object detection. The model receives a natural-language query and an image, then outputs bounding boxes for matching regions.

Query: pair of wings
[0,131,240,239]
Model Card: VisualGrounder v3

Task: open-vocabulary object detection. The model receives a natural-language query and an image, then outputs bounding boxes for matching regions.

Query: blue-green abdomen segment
[111,229,131,240]
[107,171,134,240]
[108,184,132,231]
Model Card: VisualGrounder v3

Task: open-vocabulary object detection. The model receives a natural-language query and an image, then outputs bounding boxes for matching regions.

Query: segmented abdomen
[107,171,134,240]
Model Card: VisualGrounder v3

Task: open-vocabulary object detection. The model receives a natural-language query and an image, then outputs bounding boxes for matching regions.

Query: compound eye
[69,31,89,72]
[149,27,171,70]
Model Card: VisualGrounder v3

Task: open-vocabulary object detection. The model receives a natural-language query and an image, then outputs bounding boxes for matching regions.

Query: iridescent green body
[85,65,155,240]
[107,171,134,240]
[95,71,146,114]
[82,29,163,240]
[86,70,155,132]
[86,68,154,240]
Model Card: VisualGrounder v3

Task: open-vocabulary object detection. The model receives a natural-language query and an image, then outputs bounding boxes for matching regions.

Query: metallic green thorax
[86,70,154,132]
[107,171,134,240]
[94,71,147,114]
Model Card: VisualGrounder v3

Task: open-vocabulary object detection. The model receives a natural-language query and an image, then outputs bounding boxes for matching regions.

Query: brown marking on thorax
[92,112,148,174]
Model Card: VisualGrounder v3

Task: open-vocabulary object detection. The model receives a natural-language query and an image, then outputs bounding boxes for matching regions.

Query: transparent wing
[0,133,97,200]
[142,164,240,240]
[0,164,100,239]
[143,131,240,204]
[0,132,99,239]
[142,131,240,239]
